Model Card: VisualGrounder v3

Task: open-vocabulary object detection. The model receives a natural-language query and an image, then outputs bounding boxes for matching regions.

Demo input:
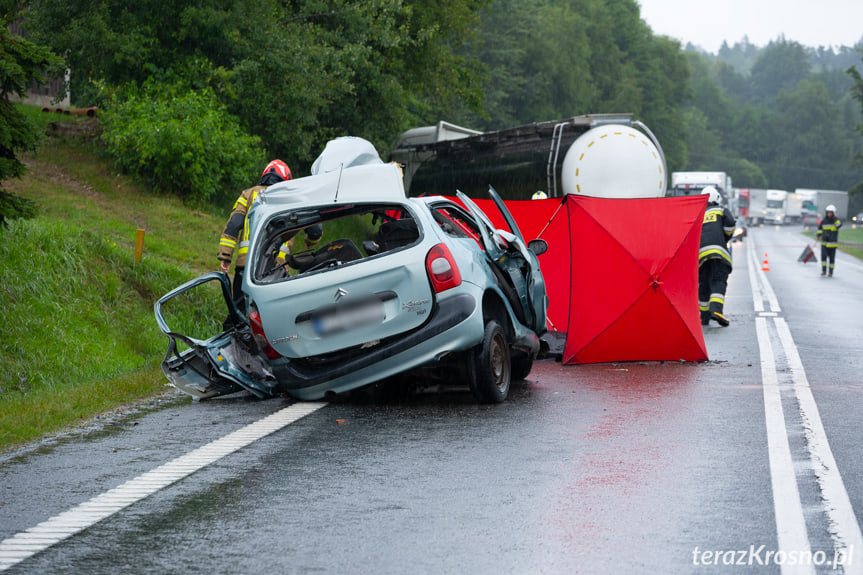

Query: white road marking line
[755,317,814,575]
[0,401,326,572]
[747,240,780,312]
[775,318,863,574]
[746,242,766,313]
[749,234,862,572]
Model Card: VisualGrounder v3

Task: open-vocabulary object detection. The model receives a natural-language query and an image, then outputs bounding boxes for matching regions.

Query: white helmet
[826,204,836,213]
[532,190,547,200]
[701,186,721,205]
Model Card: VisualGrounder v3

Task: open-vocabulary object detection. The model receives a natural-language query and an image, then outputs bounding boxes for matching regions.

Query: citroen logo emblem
[334,288,348,301]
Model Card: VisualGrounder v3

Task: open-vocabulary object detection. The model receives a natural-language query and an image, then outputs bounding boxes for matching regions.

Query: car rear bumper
[273,292,482,398]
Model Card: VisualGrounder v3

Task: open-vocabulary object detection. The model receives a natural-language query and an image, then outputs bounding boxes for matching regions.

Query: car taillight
[248,309,281,359]
[426,243,462,293]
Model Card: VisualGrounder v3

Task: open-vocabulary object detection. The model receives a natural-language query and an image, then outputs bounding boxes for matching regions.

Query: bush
[101,84,265,205]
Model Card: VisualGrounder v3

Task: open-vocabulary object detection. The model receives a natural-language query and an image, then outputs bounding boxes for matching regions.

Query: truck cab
[764,189,788,225]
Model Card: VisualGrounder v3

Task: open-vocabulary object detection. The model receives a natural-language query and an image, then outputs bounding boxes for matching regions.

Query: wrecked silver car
[155,137,548,403]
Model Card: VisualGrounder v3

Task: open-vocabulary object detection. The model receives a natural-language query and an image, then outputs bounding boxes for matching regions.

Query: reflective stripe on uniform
[699,246,732,264]
[236,190,259,256]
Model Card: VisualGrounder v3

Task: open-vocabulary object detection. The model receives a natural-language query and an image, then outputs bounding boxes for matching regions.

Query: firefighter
[817,204,842,277]
[698,186,736,327]
[274,224,324,270]
[218,159,293,310]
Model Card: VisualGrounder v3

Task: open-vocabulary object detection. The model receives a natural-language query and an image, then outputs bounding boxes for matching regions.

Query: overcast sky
[637,0,863,53]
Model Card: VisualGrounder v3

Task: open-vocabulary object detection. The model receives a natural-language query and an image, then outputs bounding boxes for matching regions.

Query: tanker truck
[389,113,667,201]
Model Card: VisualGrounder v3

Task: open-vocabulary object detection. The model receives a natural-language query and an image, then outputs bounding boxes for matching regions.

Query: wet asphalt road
[1,225,862,574]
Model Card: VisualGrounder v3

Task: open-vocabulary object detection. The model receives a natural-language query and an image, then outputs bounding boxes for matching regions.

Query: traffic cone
[761,253,770,271]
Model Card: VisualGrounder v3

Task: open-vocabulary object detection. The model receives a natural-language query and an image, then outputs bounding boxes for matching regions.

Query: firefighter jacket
[217,185,266,269]
[817,215,842,248]
[699,203,736,268]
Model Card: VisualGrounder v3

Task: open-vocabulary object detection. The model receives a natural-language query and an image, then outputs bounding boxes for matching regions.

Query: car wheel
[511,352,533,381]
[469,320,511,403]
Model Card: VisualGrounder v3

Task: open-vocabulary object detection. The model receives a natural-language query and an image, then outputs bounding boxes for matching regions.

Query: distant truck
[745,188,768,225]
[785,191,804,224]
[764,189,789,225]
[795,188,849,221]
[669,172,734,214]
[736,189,750,221]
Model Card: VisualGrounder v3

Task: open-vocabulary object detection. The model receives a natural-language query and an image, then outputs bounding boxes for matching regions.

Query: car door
[455,190,547,333]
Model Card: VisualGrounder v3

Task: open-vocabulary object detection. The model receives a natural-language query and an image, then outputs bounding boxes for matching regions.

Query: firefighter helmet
[261,159,292,181]
[826,204,836,213]
[701,186,721,205]
[532,191,547,200]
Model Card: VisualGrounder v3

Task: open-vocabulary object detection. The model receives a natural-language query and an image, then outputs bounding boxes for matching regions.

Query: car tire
[511,352,533,381]
[469,320,511,403]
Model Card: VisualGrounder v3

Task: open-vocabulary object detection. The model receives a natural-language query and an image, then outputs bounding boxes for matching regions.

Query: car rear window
[252,203,420,284]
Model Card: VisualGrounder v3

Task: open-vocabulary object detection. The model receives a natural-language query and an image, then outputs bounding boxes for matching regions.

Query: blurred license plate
[313,301,385,335]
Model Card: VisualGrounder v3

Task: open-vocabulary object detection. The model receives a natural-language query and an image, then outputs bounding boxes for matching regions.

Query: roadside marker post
[134,229,145,264]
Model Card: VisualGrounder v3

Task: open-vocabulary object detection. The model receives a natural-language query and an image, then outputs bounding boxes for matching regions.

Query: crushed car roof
[258,161,407,208]
[258,136,408,208]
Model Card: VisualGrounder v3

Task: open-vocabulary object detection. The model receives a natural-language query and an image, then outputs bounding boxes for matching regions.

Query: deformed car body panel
[155,272,278,399]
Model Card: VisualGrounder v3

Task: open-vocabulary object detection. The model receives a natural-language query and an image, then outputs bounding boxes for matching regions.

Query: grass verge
[803,225,863,259]
[0,108,227,453]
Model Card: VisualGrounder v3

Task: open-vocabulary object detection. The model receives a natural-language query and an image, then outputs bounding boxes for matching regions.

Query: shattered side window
[431,204,482,245]
[252,203,420,284]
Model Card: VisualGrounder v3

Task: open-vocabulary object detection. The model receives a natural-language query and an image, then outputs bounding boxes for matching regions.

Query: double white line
[747,240,863,574]
[0,401,326,571]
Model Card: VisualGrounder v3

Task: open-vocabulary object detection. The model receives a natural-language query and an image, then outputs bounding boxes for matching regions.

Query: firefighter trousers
[821,245,836,274]
[699,259,731,320]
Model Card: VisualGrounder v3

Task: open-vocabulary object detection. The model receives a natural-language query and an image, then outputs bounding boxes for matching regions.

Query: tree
[26,0,490,170]
[0,2,65,224]
[457,0,541,130]
[748,39,811,107]
[848,58,863,167]
[846,57,863,196]
[771,79,854,189]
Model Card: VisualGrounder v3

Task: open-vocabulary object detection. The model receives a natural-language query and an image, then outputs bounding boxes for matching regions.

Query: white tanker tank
[390,114,667,200]
[560,123,667,199]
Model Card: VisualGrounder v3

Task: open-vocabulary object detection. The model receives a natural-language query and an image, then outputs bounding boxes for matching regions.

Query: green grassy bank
[1,111,224,453]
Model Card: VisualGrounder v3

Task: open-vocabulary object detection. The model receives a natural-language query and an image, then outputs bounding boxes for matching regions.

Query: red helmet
[261,159,292,181]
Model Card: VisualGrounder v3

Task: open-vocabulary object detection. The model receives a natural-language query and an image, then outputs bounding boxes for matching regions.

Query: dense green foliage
[100,84,265,206]
[24,0,490,171]
[13,0,863,207]
[0,1,64,223]
[684,39,863,201]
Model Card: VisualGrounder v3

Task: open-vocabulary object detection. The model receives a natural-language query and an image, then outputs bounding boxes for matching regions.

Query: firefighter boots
[711,311,730,327]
